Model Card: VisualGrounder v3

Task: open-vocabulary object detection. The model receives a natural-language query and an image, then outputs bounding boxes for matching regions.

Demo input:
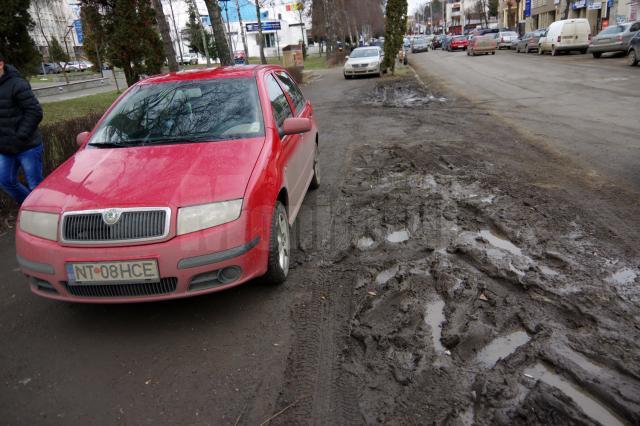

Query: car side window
[276,72,306,115]
[631,23,640,32]
[266,74,293,136]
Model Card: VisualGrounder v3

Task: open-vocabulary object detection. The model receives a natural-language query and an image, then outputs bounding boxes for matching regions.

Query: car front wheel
[263,201,290,285]
[628,49,639,66]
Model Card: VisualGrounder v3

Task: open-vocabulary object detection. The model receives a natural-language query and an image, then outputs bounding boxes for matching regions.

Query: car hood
[347,57,379,65]
[24,137,265,212]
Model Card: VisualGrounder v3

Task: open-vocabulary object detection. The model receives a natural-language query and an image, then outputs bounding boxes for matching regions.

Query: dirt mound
[336,143,640,424]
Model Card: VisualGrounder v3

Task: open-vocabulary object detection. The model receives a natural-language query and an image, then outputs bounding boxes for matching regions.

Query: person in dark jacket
[0,53,44,204]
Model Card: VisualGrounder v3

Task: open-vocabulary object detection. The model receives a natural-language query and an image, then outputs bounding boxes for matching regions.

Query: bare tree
[255,0,267,64]
[151,0,178,72]
[203,0,232,65]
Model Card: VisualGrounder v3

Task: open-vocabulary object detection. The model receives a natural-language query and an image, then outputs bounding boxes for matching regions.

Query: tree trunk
[204,0,233,66]
[255,0,267,64]
[151,0,178,72]
[235,0,250,63]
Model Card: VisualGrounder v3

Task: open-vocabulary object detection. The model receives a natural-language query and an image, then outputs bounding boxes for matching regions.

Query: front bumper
[16,210,269,303]
[344,66,380,76]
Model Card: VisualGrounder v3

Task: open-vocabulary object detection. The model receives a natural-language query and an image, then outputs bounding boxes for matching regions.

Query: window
[630,23,640,32]
[276,72,306,115]
[264,33,276,48]
[88,78,263,147]
[265,74,292,135]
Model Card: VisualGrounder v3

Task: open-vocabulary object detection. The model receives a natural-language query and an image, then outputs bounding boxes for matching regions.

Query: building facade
[161,0,311,62]
[502,0,638,35]
[29,0,83,60]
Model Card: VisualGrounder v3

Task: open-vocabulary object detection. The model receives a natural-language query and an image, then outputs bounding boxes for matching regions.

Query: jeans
[0,144,44,204]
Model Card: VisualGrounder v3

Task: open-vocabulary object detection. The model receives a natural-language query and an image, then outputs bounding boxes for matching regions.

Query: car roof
[141,65,282,84]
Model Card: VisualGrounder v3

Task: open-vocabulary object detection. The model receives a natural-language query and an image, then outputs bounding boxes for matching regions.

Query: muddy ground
[277,74,640,425]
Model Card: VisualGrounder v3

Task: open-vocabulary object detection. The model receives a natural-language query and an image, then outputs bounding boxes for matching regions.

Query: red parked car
[16,65,320,303]
[447,35,469,51]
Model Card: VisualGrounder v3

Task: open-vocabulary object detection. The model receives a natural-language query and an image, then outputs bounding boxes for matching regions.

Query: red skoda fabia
[16,65,320,302]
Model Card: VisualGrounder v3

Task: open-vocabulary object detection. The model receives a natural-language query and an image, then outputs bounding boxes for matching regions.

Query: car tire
[551,46,558,56]
[491,51,496,55]
[538,46,544,55]
[344,73,351,80]
[263,201,290,285]
[628,49,639,66]
[592,51,602,58]
[309,144,320,190]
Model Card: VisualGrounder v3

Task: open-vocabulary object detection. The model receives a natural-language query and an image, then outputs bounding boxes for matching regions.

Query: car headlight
[19,210,59,241]
[177,199,243,235]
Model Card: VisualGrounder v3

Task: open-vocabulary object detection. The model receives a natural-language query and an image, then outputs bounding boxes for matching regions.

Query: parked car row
[431,18,639,66]
[39,60,93,74]
[511,19,640,66]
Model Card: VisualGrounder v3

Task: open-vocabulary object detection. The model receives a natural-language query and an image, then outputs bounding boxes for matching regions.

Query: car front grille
[62,209,169,243]
[64,278,178,298]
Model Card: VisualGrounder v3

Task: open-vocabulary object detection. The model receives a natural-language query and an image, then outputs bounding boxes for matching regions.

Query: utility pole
[234,0,249,63]
[167,0,185,66]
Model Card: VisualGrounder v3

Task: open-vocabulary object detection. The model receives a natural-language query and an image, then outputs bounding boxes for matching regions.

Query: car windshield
[415,37,427,43]
[503,32,518,36]
[350,48,379,58]
[88,78,263,147]
[453,36,466,40]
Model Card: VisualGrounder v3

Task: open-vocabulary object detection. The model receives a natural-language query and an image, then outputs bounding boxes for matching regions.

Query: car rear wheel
[538,46,544,55]
[628,49,639,66]
[551,46,558,56]
[309,144,320,190]
[491,51,496,55]
[592,52,602,58]
[263,201,290,285]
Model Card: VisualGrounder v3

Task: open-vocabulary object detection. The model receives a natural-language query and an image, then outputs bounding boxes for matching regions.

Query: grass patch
[302,54,327,70]
[42,91,120,125]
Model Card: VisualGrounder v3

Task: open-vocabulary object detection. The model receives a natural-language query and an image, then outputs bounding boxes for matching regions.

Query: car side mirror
[345,55,350,59]
[283,117,312,135]
[76,131,90,147]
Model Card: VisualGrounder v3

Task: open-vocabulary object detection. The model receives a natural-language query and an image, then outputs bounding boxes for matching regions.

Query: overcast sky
[407,0,424,14]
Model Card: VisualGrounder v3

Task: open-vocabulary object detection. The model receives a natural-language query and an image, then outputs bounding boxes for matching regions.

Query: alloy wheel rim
[277,212,290,273]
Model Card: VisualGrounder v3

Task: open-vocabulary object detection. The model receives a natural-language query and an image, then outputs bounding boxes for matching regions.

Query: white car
[344,46,383,79]
[539,18,591,55]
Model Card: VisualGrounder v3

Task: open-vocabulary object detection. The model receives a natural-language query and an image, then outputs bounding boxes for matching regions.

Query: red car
[16,65,320,303]
[448,35,469,51]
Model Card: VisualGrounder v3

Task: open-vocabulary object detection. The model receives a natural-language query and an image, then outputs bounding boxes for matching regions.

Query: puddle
[424,298,446,353]
[553,344,603,374]
[606,268,637,286]
[375,265,399,285]
[386,230,410,243]
[539,265,560,277]
[357,236,375,250]
[478,230,523,257]
[459,406,475,426]
[475,330,530,368]
[524,363,625,426]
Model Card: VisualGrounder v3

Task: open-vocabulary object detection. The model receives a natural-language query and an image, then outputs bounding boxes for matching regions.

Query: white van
[538,19,591,56]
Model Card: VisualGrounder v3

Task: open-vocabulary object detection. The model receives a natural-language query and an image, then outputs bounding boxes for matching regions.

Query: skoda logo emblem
[102,209,122,225]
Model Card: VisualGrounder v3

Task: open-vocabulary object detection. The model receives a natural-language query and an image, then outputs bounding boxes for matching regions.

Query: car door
[274,70,316,221]
[265,73,306,223]
[625,23,640,47]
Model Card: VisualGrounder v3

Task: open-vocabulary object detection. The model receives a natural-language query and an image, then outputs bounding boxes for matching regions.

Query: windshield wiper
[88,136,220,148]
[88,141,139,148]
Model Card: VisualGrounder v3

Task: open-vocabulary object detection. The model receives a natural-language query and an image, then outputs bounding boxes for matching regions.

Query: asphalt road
[410,49,640,192]
[0,69,374,425]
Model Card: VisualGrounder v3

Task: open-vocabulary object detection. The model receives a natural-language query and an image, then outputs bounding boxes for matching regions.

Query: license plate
[66,260,160,285]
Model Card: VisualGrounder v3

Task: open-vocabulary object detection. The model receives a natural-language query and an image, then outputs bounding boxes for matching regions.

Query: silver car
[497,31,519,49]
[344,46,383,79]
[588,21,640,58]
[411,36,430,53]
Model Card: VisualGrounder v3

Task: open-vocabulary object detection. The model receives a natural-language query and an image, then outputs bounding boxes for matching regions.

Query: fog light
[218,266,242,284]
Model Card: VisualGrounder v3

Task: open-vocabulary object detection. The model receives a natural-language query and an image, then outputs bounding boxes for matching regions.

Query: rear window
[600,25,625,35]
